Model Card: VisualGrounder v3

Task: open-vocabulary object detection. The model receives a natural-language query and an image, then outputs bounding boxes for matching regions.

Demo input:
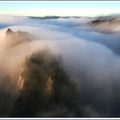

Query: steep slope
[11,50,78,117]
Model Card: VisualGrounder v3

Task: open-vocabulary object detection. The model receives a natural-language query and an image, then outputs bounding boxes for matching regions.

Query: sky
[0,1,120,17]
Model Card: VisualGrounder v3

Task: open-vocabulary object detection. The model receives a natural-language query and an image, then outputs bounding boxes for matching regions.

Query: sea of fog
[0,15,120,117]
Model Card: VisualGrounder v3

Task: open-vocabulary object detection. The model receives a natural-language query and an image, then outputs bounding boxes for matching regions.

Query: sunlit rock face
[10,50,77,117]
[0,28,40,117]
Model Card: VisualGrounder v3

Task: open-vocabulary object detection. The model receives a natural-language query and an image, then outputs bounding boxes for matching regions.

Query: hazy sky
[0,1,120,17]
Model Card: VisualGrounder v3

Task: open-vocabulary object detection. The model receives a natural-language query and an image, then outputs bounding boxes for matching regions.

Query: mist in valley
[0,15,120,117]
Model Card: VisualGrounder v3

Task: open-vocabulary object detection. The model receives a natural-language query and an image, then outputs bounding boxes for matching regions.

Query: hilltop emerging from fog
[89,14,120,33]
[29,14,120,34]
[1,14,120,34]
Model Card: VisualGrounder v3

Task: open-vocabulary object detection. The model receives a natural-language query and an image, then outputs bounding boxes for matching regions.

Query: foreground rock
[10,50,79,117]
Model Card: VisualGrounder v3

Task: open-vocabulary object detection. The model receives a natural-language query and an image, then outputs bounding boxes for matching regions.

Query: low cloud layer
[0,15,28,24]
[0,15,120,117]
